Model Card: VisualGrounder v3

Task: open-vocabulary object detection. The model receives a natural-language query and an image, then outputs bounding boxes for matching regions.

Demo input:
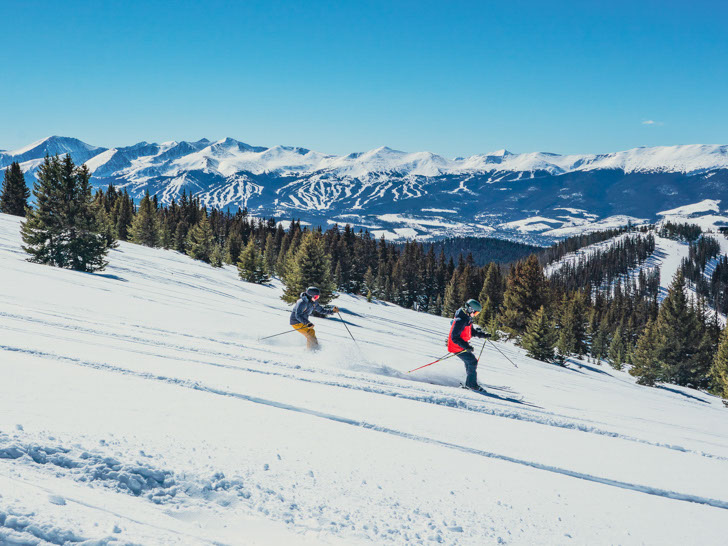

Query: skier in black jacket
[447,299,491,392]
[290,286,338,350]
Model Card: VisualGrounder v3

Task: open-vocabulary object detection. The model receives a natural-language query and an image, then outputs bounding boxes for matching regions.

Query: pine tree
[442,270,460,317]
[93,192,116,249]
[281,231,335,304]
[129,191,158,247]
[653,271,702,386]
[501,255,548,335]
[224,231,243,265]
[430,294,443,316]
[1,162,30,216]
[21,155,110,272]
[486,314,501,341]
[692,301,718,390]
[710,327,728,400]
[158,214,175,249]
[458,258,480,302]
[174,221,188,252]
[478,262,503,327]
[275,231,292,277]
[630,319,661,386]
[210,243,224,268]
[556,294,576,363]
[608,325,626,370]
[262,232,277,275]
[590,318,610,363]
[186,215,215,262]
[522,306,555,362]
[585,308,599,362]
[236,239,268,282]
[114,193,133,241]
[363,266,375,295]
[555,292,588,362]
[571,292,588,357]
[334,261,343,291]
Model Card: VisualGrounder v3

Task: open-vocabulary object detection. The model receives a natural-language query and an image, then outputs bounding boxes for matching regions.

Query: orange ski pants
[292,323,319,350]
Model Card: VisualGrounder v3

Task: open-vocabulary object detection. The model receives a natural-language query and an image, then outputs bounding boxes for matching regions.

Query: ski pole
[258,329,298,341]
[477,339,487,363]
[407,350,464,374]
[337,311,359,346]
[488,339,518,368]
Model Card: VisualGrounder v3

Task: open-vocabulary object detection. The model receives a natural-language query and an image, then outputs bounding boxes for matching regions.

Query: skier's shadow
[568,361,613,377]
[86,272,128,282]
[478,391,541,408]
[656,385,711,404]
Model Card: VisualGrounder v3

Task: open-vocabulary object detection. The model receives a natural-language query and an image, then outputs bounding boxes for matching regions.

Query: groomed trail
[1,212,727,545]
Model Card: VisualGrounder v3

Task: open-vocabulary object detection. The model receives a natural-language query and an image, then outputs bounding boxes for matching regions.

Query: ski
[459,383,487,394]
[459,383,525,403]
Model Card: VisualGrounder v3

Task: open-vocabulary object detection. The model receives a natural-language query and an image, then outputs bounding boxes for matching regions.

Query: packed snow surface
[1,213,728,545]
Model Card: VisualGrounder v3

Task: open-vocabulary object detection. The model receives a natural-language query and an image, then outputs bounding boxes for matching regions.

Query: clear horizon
[2,0,727,157]
[3,134,728,160]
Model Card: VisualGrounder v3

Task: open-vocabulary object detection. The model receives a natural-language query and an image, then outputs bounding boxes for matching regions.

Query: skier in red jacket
[448,299,491,392]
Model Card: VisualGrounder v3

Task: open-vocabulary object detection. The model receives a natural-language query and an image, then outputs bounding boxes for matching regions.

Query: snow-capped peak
[0,136,108,169]
[5,136,728,181]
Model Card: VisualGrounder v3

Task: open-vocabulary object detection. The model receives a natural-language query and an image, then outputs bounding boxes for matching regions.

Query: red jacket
[447,307,473,353]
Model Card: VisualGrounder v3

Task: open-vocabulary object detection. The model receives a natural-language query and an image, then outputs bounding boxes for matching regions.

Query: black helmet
[465,299,482,313]
[306,286,321,297]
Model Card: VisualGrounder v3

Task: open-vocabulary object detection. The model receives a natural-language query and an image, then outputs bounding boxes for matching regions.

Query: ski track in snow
[1,306,724,464]
[4,344,728,515]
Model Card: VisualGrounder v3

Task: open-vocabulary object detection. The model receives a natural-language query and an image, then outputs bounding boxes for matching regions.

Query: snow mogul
[447,299,491,392]
[290,286,339,350]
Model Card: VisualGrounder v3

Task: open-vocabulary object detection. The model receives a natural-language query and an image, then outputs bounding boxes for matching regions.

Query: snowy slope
[5,136,728,243]
[2,213,728,545]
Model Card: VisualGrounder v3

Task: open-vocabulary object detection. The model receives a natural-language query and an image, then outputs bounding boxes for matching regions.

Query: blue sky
[2,0,726,156]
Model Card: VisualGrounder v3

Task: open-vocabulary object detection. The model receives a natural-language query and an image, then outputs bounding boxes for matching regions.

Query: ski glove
[332,306,339,314]
[472,326,491,339]
[464,343,475,353]
[306,322,315,328]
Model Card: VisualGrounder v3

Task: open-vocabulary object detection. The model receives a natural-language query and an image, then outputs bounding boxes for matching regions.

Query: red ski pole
[407,350,464,373]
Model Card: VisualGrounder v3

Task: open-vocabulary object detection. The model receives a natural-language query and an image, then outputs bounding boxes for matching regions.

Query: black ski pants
[456,351,479,388]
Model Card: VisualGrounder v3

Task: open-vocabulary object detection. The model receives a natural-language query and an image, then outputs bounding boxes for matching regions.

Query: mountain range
[3,135,728,243]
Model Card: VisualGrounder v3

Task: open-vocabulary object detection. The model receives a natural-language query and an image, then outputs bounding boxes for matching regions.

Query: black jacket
[290,293,332,325]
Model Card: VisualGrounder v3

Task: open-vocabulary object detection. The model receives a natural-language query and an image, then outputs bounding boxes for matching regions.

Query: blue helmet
[465,299,482,313]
